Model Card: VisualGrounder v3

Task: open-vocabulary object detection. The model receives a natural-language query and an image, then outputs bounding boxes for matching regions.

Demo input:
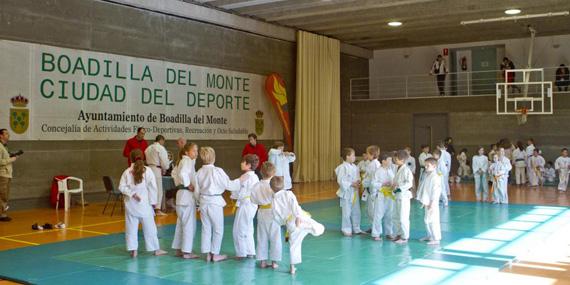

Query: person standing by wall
[0,129,18,222]
[242,134,268,178]
[123,127,148,165]
[145,135,170,216]
[556,64,569,92]
[430,55,448,96]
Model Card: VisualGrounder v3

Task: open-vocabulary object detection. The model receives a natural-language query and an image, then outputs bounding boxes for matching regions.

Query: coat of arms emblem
[10,95,29,134]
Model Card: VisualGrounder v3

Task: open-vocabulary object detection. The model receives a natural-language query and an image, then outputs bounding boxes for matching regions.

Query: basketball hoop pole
[524,26,536,97]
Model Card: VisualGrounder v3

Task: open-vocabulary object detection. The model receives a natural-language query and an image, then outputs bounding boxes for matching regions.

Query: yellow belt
[260,203,272,209]
[231,196,250,213]
[380,187,395,200]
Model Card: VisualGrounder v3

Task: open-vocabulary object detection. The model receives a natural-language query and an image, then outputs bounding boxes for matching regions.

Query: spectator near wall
[556,64,569,92]
[430,55,448,96]
[123,127,148,165]
[242,133,268,179]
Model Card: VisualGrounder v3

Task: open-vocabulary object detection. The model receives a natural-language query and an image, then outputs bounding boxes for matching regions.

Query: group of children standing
[335,146,442,246]
[118,142,324,275]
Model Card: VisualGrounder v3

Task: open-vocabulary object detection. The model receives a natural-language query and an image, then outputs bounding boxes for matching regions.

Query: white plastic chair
[55,177,85,211]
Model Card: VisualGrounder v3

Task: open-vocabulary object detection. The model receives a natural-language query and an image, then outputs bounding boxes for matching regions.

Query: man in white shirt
[430,55,448,96]
[145,135,170,215]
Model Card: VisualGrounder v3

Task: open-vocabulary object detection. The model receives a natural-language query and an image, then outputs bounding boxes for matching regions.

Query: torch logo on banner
[255,110,264,136]
[10,94,29,134]
[264,73,292,147]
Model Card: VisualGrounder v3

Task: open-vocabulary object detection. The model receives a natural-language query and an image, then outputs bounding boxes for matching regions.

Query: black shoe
[0,216,12,222]
[43,223,54,229]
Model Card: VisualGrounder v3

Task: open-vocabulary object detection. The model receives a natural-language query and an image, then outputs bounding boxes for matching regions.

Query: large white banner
[0,39,283,141]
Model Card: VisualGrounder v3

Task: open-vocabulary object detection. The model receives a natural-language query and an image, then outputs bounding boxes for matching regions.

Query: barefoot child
[119,149,167,258]
[362,145,380,232]
[231,154,260,260]
[370,153,395,241]
[193,147,245,262]
[472,146,489,202]
[392,150,414,244]
[416,158,442,245]
[172,143,200,259]
[272,176,325,274]
[251,162,281,269]
[335,148,362,236]
[555,148,570,192]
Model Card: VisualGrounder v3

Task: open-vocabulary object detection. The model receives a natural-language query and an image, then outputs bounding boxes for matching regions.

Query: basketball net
[516,107,528,125]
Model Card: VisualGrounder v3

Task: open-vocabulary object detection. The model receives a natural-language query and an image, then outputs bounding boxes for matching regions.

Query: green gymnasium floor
[0,199,569,285]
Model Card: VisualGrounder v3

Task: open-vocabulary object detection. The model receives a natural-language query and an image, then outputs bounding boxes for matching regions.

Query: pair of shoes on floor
[32,222,65,230]
[0,216,12,222]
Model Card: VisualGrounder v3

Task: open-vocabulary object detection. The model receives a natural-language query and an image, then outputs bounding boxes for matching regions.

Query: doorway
[412,113,449,155]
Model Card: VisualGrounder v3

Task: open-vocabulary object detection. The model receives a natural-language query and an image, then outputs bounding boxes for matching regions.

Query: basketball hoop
[516,107,528,125]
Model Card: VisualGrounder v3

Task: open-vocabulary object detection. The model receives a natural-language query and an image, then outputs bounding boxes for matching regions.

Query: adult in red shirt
[123,127,148,165]
[242,133,267,177]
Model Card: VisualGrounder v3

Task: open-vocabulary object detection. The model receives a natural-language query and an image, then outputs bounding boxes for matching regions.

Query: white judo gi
[392,165,414,240]
[555,156,570,191]
[528,155,545,186]
[363,159,380,227]
[193,164,241,255]
[335,161,362,235]
[440,149,451,194]
[472,155,489,201]
[171,155,197,253]
[370,166,395,238]
[490,157,512,204]
[230,171,259,257]
[457,152,468,178]
[405,156,416,175]
[416,170,442,241]
[250,179,282,262]
[418,152,432,183]
[145,142,170,209]
[268,149,296,190]
[512,148,527,185]
[436,157,449,205]
[273,190,324,265]
[119,165,160,252]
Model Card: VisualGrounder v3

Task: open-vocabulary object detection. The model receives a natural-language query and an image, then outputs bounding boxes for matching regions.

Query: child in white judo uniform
[392,150,414,244]
[357,152,370,174]
[251,162,282,269]
[528,149,545,187]
[119,149,167,258]
[268,141,296,191]
[489,150,512,204]
[231,154,260,260]
[370,153,395,241]
[472,147,489,202]
[437,143,451,201]
[432,149,448,206]
[416,158,442,245]
[404,147,417,176]
[512,142,527,185]
[335,148,362,236]
[272,176,325,274]
[193,147,245,262]
[362,145,380,232]
[555,148,570,192]
[418,144,432,183]
[544,162,556,184]
[172,143,200,259]
[526,139,536,183]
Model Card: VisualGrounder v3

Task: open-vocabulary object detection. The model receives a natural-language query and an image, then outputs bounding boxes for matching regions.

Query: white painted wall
[368,34,570,98]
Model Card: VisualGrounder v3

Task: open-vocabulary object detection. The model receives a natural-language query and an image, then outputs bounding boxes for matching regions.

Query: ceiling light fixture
[388,21,402,27]
[505,9,521,15]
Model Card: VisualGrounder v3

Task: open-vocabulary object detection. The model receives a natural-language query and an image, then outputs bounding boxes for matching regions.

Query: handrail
[351,66,569,100]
